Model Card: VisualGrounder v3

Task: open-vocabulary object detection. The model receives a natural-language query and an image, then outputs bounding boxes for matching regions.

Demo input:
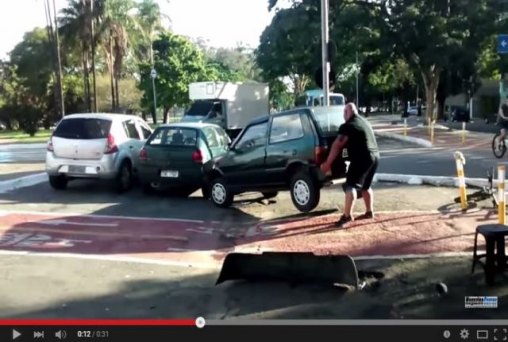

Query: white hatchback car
[46,113,153,192]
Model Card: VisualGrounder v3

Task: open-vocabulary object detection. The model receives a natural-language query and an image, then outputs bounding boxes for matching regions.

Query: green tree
[137,32,210,123]
[205,46,261,81]
[256,3,320,97]
[363,0,499,122]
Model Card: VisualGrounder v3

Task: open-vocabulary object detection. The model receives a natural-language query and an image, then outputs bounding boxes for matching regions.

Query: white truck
[181,81,269,139]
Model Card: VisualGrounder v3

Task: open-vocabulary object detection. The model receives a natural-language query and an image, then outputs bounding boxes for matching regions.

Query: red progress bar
[0,319,196,326]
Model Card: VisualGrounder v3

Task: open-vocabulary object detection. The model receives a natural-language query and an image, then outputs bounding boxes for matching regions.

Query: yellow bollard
[498,164,506,224]
[462,121,466,144]
[454,151,468,210]
[403,118,407,136]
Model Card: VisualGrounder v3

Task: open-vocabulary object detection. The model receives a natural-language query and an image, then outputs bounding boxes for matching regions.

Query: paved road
[0,136,496,182]
[370,116,501,178]
[0,143,46,163]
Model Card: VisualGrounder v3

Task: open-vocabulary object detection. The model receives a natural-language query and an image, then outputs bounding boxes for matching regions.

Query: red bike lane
[0,208,495,267]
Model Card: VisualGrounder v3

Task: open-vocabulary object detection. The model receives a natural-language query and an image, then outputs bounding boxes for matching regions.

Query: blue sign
[498,35,508,54]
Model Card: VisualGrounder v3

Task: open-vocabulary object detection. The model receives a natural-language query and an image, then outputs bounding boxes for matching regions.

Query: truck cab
[296,89,346,107]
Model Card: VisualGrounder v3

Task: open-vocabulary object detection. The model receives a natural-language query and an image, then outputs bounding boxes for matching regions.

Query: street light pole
[356,51,359,107]
[321,0,330,106]
[150,67,157,124]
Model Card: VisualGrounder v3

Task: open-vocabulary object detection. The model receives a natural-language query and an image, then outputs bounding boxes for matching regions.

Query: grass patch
[0,129,52,143]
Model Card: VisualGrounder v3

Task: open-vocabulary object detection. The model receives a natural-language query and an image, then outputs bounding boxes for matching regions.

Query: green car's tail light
[314,145,327,165]
[192,149,203,164]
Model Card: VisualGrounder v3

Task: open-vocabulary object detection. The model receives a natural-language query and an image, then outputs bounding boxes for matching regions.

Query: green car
[203,106,348,212]
[138,122,230,195]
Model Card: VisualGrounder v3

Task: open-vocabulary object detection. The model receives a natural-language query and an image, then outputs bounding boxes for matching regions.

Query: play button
[12,329,21,340]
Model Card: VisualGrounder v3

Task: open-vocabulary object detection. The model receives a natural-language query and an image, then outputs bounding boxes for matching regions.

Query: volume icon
[55,330,67,340]
[34,331,45,338]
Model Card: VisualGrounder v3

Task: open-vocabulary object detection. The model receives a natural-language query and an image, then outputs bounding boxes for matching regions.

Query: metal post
[151,75,157,123]
[499,164,506,224]
[321,0,329,106]
[356,51,359,106]
[454,151,468,210]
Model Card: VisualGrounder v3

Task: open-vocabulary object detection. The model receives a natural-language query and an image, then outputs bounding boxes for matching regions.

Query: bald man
[320,103,380,227]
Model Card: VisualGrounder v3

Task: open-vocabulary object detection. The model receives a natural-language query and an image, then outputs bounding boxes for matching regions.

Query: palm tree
[59,0,104,112]
[97,0,138,112]
[135,0,168,64]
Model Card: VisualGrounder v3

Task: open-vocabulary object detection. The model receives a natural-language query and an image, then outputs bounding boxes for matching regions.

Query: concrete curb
[0,173,47,194]
[375,131,433,148]
[373,173,491,188]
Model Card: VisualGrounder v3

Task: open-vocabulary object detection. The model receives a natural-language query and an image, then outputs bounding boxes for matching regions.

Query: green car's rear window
[148,127,198,146]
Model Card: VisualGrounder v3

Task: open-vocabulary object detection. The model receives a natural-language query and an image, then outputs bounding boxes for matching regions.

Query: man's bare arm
[321,135,348,173]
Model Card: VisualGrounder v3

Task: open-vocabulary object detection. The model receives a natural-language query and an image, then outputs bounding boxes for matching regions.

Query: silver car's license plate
[161,170,179,178]
[69,165,86,173]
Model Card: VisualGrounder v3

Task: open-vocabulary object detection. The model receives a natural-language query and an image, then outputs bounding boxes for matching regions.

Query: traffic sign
[150,68,157,79]
[498,34,508,54]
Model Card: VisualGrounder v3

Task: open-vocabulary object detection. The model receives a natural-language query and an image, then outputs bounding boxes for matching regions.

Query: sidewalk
[370,116,492,151]
[0,163,46,193]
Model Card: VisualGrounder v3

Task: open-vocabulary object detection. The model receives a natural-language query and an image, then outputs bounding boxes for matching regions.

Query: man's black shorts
[498,118,508,130]
[344,156,379,192]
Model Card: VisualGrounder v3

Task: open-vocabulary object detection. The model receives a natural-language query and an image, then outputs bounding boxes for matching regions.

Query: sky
[0,0,289,60]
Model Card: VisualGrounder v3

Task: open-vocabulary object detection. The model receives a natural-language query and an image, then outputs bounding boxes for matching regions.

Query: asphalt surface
[0,143,46,163]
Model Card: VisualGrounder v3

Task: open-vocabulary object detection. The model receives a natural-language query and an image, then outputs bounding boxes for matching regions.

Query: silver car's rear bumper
[45,152,118,179]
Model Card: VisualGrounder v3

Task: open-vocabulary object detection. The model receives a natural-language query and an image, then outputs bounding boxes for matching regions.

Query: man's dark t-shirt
[338,115,379,163]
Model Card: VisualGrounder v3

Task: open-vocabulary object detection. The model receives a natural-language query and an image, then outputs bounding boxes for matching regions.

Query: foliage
[137,32,211,122]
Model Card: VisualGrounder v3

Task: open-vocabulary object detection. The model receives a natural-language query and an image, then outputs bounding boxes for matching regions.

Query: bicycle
[492,132,507,159]
[453,168,497,208]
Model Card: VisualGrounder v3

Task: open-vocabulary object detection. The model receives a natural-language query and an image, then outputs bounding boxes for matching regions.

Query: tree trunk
[114,75,120,112]
[106,37,116,112]
[422,66,441,125]
[163,107,170,124]
[436,71,448,121]
[81,49,90,112]
[141,112,147,121]
[110,71,116,112]
[84,52,91,113]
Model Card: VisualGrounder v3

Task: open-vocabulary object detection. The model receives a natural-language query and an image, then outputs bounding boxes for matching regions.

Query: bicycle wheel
[492,133,507,159]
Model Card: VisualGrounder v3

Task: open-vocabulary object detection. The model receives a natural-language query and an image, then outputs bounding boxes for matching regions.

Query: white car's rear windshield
[53,118,112,140]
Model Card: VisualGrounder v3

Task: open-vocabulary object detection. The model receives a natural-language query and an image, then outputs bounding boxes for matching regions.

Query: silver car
[46,113,153,192]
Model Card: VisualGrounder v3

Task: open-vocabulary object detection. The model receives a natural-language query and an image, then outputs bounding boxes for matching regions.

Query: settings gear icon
[460,329,470,340]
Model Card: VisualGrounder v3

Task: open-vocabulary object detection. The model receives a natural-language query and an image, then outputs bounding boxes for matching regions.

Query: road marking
[39,219,118,227]
[166,247,214,254]
[0,210,203,223]
[186,227,214,235]
[3,226,188,242]
[0,232,92,248]
[0,250,221,270]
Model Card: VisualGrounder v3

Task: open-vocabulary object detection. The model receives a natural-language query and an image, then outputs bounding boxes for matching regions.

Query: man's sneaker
[335,215,353,227]
[357,211,375,220]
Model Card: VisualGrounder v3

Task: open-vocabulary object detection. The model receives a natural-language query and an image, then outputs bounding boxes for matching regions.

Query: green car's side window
[269,113,304,144]
[235,122,268,151]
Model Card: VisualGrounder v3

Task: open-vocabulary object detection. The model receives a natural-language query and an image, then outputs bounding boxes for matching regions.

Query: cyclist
[496,96,508,145]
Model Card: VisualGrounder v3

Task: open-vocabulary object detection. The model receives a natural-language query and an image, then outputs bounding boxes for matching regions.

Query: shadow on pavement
[2,256,508,319]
